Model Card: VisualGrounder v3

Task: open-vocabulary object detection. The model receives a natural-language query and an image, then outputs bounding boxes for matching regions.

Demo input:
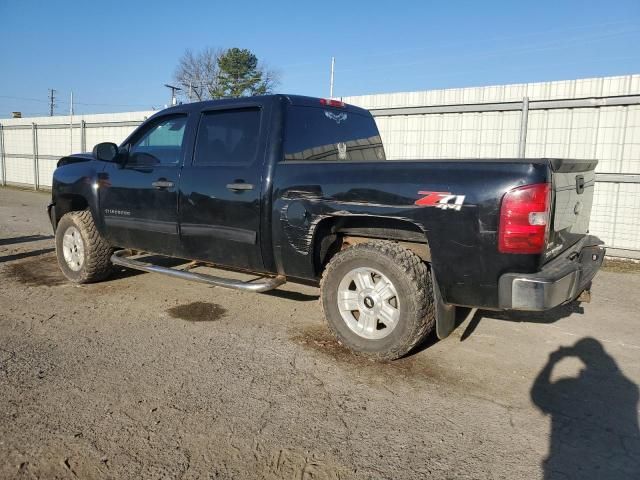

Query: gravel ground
[1,187,639,480]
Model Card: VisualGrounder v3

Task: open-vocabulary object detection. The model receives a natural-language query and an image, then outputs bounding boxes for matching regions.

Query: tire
[320,240,436,361]
[55,210,114,284]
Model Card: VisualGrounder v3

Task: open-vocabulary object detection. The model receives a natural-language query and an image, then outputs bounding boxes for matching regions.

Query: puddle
[5,252,67,287]
[292,325,419,372]
[291,325,482,393]
[167,302,227,322]
[292,326,496,403]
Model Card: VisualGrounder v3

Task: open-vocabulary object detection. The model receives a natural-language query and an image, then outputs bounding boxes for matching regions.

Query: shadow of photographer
[531,338,640,479]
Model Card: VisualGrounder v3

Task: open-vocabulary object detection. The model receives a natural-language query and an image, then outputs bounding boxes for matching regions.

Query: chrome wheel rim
[337,267,400,340]
[62,226,85,271]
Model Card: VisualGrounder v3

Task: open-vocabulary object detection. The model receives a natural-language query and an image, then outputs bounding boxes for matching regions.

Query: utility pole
[329,57,335,99]
[164,84,182,106]
[48,89,56,116]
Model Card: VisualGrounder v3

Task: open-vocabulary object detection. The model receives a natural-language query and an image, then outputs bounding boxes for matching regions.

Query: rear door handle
[152,180,174,189]
[226,183,254,191]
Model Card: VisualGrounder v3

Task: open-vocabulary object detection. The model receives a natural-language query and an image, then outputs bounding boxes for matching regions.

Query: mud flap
[432,270,456,339]
[47,203,57,233]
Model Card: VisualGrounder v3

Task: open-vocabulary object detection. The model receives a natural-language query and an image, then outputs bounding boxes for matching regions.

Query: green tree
[214,48,277,98]
[173,47,278,101]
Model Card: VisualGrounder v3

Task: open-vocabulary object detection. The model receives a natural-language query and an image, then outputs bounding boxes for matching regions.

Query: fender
[50,158,106,236]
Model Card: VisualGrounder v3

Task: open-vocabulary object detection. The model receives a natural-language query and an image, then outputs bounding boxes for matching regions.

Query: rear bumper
[498,236,605,311]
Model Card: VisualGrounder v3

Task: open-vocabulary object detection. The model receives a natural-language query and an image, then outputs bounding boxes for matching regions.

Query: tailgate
[546,158,598,260]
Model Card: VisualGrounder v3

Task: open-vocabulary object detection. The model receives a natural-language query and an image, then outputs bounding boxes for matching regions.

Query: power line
[0,95,49,103]
[71,100,153,108]
[334,27,640,75]
[0,94,153,109]
[273,19,640,71]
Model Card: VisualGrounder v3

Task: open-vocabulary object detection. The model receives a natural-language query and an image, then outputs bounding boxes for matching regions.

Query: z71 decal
[415,191,466,211]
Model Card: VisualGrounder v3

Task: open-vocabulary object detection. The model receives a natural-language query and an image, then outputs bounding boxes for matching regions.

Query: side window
[129,115,187,166]
[194,108,261,165]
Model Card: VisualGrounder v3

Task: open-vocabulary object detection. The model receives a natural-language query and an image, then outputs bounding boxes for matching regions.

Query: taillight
[498,183,551,254]
[320,98,345,108]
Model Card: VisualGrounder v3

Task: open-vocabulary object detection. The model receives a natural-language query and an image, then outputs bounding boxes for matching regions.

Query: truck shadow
[0,235,56,263]
[263,289,319,302]
[531,338,640,479]
[0,247,56,263]
[0,234,54,247]
[459,301,584,341]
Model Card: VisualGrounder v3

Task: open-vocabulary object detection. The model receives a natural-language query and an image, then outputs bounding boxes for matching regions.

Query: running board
[111,250,286,293]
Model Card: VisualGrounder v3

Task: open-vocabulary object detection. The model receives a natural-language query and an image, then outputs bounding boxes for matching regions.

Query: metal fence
[1,75,639,257]
[344,75,640,257]
[0,111,153,190]
[358,95,640,256]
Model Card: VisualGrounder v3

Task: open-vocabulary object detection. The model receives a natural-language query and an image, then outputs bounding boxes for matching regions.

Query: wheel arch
[52,193,90,227]
[311,215,431,278]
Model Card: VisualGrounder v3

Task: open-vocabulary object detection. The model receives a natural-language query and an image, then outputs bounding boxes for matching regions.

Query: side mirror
[92,142,119,162]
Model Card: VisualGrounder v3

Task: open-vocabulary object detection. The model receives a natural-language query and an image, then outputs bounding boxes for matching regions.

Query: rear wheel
[320,241,435,360]
[55,210,114,284]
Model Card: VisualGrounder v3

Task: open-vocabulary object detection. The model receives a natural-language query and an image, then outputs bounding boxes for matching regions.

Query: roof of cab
[153,94,371,117]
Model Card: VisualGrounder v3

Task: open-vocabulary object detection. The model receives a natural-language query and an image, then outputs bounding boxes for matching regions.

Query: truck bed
[272,157,597,309]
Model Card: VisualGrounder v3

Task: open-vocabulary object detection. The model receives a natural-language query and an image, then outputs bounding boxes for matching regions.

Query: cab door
[99,114,188,256]
[178,106,266,271]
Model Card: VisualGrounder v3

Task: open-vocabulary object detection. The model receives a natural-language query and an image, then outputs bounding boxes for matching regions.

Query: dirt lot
[1,187,639,479]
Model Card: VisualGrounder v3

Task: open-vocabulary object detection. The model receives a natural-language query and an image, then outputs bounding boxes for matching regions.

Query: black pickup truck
[48,94,604,360]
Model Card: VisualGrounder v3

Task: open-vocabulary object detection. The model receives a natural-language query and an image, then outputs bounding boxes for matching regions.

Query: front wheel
[320,241,436,361]
[55,210,114,284]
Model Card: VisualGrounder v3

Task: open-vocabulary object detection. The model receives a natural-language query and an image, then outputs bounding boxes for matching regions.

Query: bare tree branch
[173,47,279,101]
[173,47,224,101]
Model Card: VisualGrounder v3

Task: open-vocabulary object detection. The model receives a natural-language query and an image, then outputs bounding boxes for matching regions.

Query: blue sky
[1,0,639,117]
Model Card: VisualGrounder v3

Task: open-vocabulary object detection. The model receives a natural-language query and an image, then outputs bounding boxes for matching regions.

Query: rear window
[284,105,385,162]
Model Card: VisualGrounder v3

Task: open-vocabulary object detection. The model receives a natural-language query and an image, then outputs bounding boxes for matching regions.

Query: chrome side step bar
[111,250,286,293]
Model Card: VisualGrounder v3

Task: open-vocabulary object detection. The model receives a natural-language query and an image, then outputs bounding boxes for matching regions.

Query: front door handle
[226,183,254,191]
[152,180,174,189]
